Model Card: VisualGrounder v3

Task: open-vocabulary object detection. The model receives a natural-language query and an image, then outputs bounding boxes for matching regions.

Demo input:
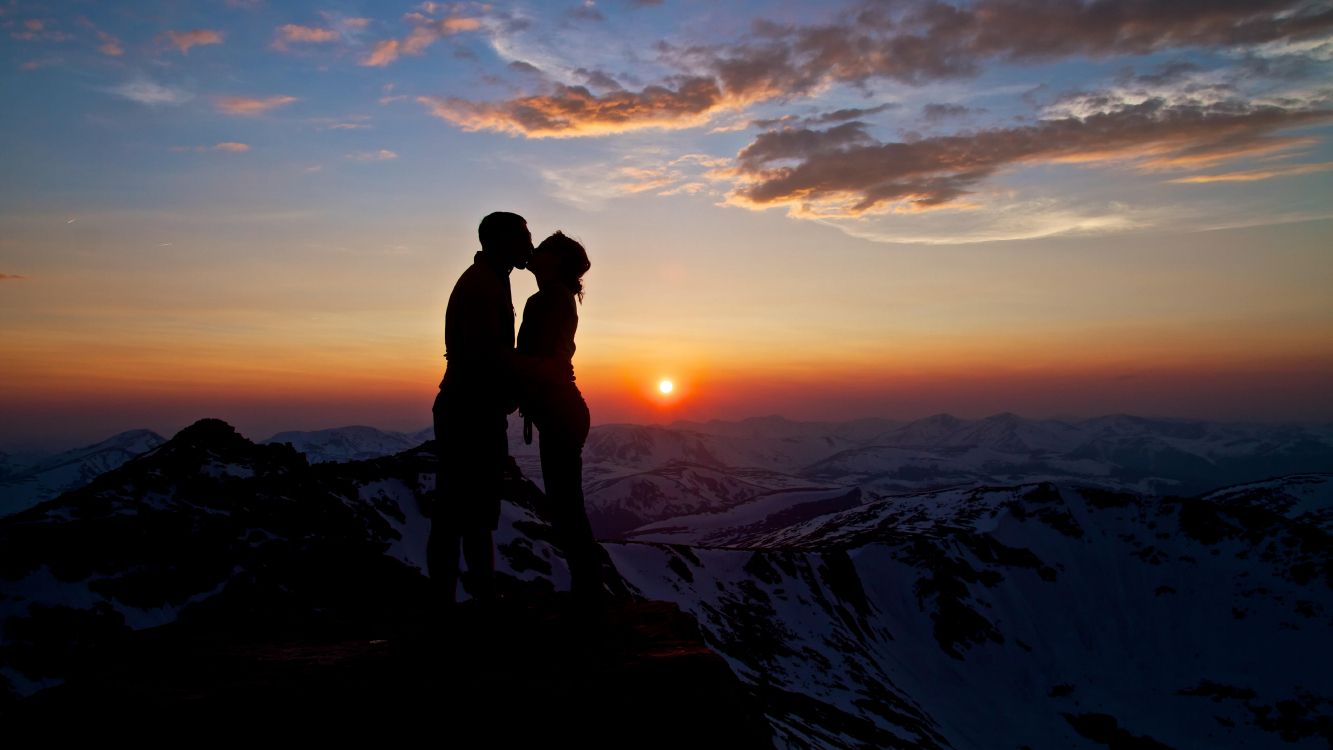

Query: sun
[658,379,673,395]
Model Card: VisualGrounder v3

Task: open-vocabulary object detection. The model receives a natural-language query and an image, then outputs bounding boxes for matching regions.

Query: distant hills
[6,414,1332,535]
[262,425,433,463]
[0,429,165,517]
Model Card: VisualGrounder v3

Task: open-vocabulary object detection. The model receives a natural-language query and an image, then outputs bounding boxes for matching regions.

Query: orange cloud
[11,17,72,42]
[273,24,338,50]
[170,142,252,153]
[1167,161,1333,184]
[0,273,25,280]
[426,1,1333,140]
[163,29,224,54]
[440,17,482,33]
[360,14,482,66]
[402,25,438,55]
[19,58,59,71]
[346,149,398,161]
[215,95,297,116]
[417,78,729,138]
[362,39,400,67]
[727,101,1333,215]
[96,30,123,56]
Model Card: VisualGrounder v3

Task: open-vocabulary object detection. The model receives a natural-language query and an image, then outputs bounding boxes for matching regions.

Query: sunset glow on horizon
[2,1,1332,449]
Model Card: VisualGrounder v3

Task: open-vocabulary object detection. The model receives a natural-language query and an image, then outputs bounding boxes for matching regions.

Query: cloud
[822,197,1159,244]
[922,103,979,122]
[171,142,252,153]
[576,68,622,90]
[163,29,224,54]
[417,77,730,137]
[0,273,25,280]
[309,114,373,130]
[109,80,193,105]
[430,0,1333,138]
[95,30,123,56]
[346,149,398,161]
[1166,161,1333,183]
[273,24,339,50]
[360,12,483,66]
[728,99,1332,217]
[19,57,62,71]
[215,95,297,116]
[363,39,402,67]
[11,17,73,42]
[532,150,729,208]
[570,1,604,23]
[753,105,899,130]
[1044,67,1241,119]
[697,0,1333,100]
[809,104,898,124]
[72,16,124,56]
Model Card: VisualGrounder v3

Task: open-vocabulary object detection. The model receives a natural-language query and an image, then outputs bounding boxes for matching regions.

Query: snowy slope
[585,414,1333,541]
[1201,473,1333,533]
[0,429,165,517]
[262,425,432,463]
[608,481,1333,749]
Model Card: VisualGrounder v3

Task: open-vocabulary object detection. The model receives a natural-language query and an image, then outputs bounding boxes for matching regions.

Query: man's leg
[460,528,495,602]
[426,504,462,606]
[429,393,466,608]
[458,409,506,602]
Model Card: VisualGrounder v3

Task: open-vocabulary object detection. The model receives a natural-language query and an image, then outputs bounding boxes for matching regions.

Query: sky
[1,0,1331,449]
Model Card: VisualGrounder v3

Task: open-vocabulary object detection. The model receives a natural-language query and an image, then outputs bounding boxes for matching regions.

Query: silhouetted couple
[428,211,604,609]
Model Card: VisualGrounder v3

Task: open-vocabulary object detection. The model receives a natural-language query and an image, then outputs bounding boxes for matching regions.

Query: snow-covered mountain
[568,415,1332,540]
[2,418,1329,747]
[260,414,1333,544]
[1201,474,1333,533]
[608,477,1333,748]
[0,429,164,517]
[262,424,433,463]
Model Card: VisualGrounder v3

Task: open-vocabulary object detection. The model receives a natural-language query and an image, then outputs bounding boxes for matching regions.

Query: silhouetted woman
[518,231,604,601]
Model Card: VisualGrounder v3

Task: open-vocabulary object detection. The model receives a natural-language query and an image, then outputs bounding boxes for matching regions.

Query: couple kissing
[427,211,606,610]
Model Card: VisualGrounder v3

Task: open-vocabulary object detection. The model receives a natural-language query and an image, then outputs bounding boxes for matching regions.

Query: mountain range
[0,429,165,517]
[1,416,1329,746]
[254,413,1333,544]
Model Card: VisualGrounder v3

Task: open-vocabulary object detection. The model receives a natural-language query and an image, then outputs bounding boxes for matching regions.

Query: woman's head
[533,231,591,301]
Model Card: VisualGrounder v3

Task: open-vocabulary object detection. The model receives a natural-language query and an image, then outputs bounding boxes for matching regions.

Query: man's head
[478,211,534,270]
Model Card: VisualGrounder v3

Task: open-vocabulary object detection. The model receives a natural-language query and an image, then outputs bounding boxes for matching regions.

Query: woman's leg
[539,401,602,598]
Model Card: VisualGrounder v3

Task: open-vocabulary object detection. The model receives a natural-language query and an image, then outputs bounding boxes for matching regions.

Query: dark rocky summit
[0,419,770,745]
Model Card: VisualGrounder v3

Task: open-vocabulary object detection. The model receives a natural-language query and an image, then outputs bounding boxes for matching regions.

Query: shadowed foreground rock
[0,419,770,744]
[12,593,773,744]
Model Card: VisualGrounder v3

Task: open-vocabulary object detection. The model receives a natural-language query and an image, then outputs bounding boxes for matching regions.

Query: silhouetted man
[429,211,533,606]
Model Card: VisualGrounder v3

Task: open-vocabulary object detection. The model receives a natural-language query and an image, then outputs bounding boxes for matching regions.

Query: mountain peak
[173,418,243,445]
